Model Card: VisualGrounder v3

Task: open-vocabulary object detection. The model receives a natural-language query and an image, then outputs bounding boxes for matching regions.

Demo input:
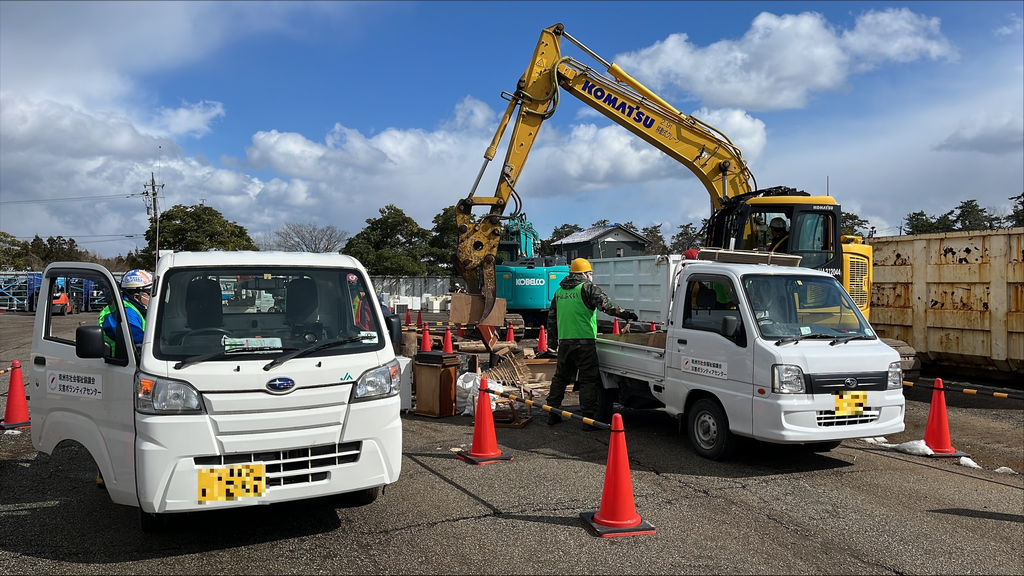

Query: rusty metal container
[868,228,1023,379]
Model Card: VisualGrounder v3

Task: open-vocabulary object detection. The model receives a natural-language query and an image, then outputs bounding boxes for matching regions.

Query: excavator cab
[706,190,844,281]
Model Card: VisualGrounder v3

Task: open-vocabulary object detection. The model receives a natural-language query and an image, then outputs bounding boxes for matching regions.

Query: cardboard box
[412,352,462,418]
[448,294,507,326]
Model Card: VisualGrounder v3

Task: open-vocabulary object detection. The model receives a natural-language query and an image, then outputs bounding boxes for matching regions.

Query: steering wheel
[181,328,231,344]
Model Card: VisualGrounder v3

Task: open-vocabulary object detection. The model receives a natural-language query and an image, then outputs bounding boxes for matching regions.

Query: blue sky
[1,1,1021,257]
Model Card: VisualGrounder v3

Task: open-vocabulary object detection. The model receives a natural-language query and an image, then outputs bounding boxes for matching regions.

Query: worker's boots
[547,411,562,426]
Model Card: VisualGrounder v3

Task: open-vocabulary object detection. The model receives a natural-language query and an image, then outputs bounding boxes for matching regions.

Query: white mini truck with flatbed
[30,252,403,530]
[594,251,906,460]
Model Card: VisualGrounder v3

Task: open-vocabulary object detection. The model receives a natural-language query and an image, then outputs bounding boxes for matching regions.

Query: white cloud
[615,9,957,111]
[993,14,1023,37]
[441,96,496,132]
[934,112,1024,155]
[690,108,767,161]
[148,101,226,139]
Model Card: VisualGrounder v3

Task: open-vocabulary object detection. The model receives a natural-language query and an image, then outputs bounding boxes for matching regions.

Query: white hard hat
[121,269,153,290]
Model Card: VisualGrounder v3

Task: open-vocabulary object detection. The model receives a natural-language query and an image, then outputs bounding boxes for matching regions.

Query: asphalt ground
[1,311,1022,574]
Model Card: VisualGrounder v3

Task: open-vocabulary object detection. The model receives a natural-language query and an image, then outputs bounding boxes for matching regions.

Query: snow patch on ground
[958,457,983,469]
[861,437,936,456]
[3,430,23,435]
[994,466,1019,475]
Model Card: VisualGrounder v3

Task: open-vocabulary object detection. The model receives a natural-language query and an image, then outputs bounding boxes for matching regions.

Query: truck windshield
[153,266,384,362]
[742,274,874,341]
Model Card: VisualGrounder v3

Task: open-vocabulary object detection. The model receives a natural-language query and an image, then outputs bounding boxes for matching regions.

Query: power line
[0,193,144,205]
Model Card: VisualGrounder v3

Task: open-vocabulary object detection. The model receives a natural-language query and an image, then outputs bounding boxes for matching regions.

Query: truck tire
[880,338,921,384]
[334,486,379,508]
[139,509,169,533]
[687,398,736,460]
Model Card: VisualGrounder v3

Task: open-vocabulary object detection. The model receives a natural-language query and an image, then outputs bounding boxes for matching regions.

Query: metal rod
[466,158,490,199]
[482,389,612,430]
[561,30,611,69]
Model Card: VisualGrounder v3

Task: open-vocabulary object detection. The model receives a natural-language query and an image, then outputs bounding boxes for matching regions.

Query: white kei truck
[29,252,404,531]
[592,250,906,460]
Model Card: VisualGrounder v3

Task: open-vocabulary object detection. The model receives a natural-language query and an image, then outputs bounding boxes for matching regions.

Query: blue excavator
[494,215,569,332]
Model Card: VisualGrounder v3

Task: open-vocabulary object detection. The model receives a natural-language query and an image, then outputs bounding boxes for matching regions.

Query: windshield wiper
[830,335,876,346]
[263,335,375,371]
[174,345,295,370]
[774,336,804,346]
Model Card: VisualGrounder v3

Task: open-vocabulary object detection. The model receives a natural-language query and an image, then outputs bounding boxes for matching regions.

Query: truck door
[665,274,754,436]
[30,264,138,506]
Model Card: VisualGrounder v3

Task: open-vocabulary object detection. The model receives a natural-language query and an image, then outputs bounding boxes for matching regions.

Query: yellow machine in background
[454,23,916,378]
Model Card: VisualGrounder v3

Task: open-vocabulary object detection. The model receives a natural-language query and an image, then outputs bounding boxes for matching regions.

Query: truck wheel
[802,440,842,453]
[139,509,169,533]
[335,486,379,508]
[687,398,735,460]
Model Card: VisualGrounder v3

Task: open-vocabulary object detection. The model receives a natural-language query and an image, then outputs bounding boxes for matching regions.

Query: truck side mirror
[383,311,402,348]
[76,325,108,358]
[721,315,739,338]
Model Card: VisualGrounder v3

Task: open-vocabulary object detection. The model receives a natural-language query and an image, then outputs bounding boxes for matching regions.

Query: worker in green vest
[545,258,638,430]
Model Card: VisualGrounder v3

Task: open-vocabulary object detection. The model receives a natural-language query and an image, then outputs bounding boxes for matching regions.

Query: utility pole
[142,172,164,266]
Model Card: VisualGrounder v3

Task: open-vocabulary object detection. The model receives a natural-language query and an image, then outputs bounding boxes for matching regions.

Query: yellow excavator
[455,23,919,380]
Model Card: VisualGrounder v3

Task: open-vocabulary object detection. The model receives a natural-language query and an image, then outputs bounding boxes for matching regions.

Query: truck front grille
[816,409,879,426]
[194,441,362,487]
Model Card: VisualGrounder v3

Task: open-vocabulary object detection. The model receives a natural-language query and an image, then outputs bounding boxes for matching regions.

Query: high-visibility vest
[553,284,597,340]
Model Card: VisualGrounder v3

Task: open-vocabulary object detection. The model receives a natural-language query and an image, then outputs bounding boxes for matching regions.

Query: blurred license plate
[834,391,867,416]
[198,464,266,502]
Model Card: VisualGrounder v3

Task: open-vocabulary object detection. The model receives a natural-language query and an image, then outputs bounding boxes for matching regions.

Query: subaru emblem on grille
[266,377,296,394]
[844,378,858,389]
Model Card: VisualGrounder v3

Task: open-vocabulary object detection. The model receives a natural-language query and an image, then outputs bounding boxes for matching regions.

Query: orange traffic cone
[416,310,423,327]
[612,318,620,335]
[404,308,412,326]
[537,326,548,354]
[649,320,656,332]
[505,323,515,342]
[924,378,962,456]
[580,413,655,537]
[1,360,30,430]
[442,326,454,354]
[456,377,513,465]
[420,324,432,352]
[457,323,465,337]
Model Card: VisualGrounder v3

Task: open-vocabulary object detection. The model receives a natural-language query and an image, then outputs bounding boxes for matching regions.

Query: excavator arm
[455,23,754,320]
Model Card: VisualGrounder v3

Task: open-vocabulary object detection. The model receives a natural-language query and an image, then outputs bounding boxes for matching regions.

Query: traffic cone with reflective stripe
[1,360,29,430]
[505,323,515,342]
[442,326,454,354]
[537,326,548,354]
[456,377,512,465]
[612,318,620,335]
[420,324,432,352]
[404,308,411,326]
[924,378,961,456]
[416,310,422,327]
[581,413,655,537]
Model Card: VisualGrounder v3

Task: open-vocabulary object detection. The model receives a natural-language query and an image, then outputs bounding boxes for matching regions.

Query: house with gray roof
[551,224,650,260]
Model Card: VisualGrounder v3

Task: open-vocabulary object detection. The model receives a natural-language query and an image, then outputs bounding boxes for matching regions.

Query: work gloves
[626,312,639,322]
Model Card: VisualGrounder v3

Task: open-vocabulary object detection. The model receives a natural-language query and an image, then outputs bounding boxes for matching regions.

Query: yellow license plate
[198,464,266,503]
[834,391,867,416]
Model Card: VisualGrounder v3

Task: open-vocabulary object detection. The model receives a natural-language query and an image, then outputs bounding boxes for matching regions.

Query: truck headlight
[772,364,806,394]
[887,361,903,390]
[352,359,401,402]
[136,373,204,415]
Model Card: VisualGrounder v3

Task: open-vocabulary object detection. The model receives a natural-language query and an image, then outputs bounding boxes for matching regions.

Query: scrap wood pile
[481,351,549,399]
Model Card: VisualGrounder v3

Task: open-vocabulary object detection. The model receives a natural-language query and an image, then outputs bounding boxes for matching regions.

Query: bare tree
[273,221,349,253]
[251,230,277,251]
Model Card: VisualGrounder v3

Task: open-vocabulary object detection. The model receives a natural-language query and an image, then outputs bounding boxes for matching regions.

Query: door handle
[34,356,45,366]
[676,339,687,345]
